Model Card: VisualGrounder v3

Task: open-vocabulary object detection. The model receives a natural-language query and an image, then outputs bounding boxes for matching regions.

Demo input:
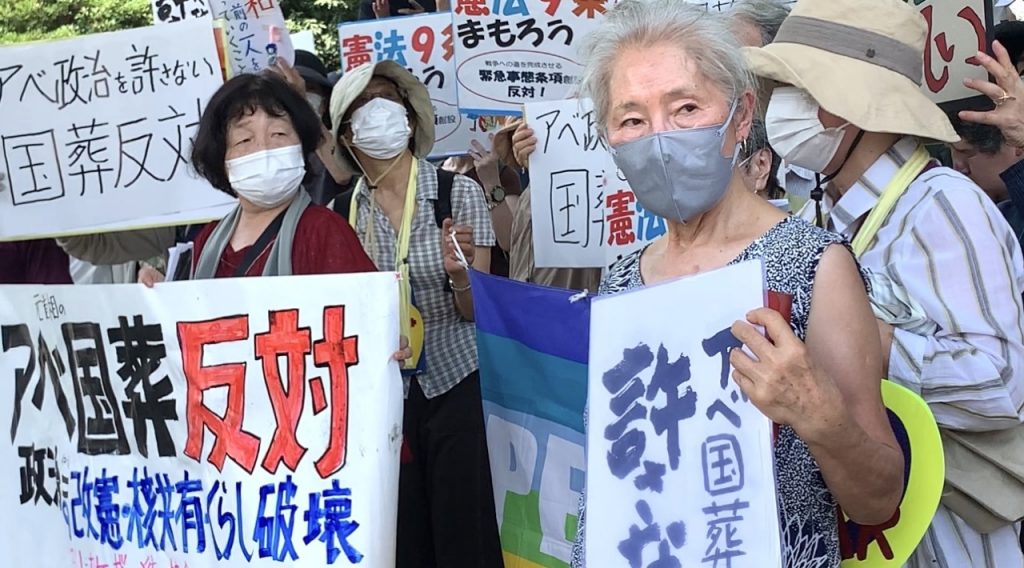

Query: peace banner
[0,272,403,567]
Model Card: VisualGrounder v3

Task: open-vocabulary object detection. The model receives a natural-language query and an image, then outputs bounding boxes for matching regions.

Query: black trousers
[397,371,505,568]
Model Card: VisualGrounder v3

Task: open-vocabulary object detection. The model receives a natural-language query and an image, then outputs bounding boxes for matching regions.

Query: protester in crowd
[440,135,522,277]
[187,72,375,278]
[328,60,501,568]
[570,2,904,567]
[0,239,73,284]
[361,0,433,19]
[730,0,791,54]
[747,0,1024,565]
[739,117,785,203]
[948,106,1024,248]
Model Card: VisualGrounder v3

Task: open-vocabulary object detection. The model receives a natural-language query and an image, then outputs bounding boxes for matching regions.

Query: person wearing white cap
[328,61,502,567]
[746,0,1024,565]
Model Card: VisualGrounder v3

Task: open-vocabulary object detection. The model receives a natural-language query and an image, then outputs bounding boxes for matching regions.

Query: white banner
[338,13,501,158]
[0,272,403,567]
[451,0,615,115]
[0,21,234,241]
[586,260,781,567]
[526,98,663,268]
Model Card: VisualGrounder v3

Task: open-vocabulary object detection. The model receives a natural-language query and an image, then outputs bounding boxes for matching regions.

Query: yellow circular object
[405,304,425,371]
[839,380,944,566]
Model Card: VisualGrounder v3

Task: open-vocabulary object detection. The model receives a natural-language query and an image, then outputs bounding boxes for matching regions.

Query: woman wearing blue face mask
[328,62,502,568]
[569,2,904,567]
[188,73,377,278]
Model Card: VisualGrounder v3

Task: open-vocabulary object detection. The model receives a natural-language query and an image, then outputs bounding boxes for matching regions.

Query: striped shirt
[799,137,1024,567]
[350,159,495,399]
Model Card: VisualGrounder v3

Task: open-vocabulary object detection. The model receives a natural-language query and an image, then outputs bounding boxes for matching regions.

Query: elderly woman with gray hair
[568,1,904,566]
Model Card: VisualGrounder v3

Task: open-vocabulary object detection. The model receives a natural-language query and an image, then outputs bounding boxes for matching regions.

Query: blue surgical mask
[611,102,740,223]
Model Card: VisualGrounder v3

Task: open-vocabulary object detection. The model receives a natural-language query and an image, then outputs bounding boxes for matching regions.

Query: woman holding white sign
[569,2,904,567]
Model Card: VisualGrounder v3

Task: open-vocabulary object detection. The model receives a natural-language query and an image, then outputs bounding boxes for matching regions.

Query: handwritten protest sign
[213,0,285,20]
[912,0,992,109]
[526,98,663,268]
[451,0,615,115]
[0,272,403,567]
[0,21,235,241]
[339,14,500,158]
[222,14,295,76]
[587,260,781,567]
[151,0,214,24]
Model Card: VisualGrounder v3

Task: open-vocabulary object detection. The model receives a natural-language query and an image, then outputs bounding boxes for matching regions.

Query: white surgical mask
[350,97,412,160]
[226,145,305,209]
[306,92,324,113]
[766,86,849,173]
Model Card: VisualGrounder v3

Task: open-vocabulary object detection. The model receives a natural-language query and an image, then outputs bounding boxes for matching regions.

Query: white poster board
[221,14,295,76]
[0,21,235,241]
[339,13,500,158]
[0,272,402,567]
[911,0,991,108]
[586,260,781,567]
[451,0,615,115]
[526,98,664,268]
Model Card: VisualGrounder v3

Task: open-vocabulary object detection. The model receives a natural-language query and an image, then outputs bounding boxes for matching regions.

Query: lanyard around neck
[850,145,930,257]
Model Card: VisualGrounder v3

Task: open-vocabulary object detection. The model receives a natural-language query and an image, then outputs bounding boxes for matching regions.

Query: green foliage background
[0,0,357,70]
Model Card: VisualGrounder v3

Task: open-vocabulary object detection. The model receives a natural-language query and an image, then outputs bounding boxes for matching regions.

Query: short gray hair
[578,0,754,134]
[731,0,791,46]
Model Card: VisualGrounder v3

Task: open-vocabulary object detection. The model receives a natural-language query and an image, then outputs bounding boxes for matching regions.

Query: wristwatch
[487,185,507,209]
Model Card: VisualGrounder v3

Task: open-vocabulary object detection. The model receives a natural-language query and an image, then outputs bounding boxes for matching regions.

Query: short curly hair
[190,73,323,196]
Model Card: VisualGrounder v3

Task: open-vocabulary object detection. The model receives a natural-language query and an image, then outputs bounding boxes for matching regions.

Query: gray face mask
[611,102,739,224]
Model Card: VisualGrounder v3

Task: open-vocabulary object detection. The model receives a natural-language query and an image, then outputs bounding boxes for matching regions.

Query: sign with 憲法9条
[526,98,663,269]
[451,0,616,115]
[0,273,403,567]
[586,260,782,567]
[0,20,235,241]
[338,13,502,158]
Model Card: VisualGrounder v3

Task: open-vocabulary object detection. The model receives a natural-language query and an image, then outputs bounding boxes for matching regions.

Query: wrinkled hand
[960,40,1024,148]
[511,124,537,169]
[392,335,412,362]
[138,263,166,288]
[270,59,306,96]
[729,308,844,438]
[441,217,475,283]
[373,0,390,17]
[470,138,500,188]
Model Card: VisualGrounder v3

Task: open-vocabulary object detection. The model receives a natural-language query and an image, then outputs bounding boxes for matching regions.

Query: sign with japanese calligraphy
[221,13,295,76]
[912,0,994,109]
[0,272,403,567]
[338,14,480,158]
[472,269,590,567]
[452,0,615,115]
[151,0,214,24]
[526,98,663,269]
[0,21,235,242]
[587,260,782,567]
[683,0,796,10]
[213,0,284,20]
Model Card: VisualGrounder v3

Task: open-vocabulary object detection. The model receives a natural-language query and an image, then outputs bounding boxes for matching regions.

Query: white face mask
[766,86,849,173]
[350,97,412,160]
[226,145,305,209]
[306,92,324,114]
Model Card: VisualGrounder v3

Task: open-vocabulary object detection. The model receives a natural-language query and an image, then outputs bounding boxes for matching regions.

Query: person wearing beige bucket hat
[746,1,1024,566]
[327,60,504,568]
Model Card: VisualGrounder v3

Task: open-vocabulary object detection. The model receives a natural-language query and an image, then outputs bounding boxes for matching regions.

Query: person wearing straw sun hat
[746,1,1024,566]
[328,60,503,568]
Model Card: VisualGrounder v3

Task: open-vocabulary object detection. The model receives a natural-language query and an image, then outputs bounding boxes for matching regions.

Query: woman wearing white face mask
[328,61,501,568]
[188,73,377,278]
[569,2,904,567]
[747,1,1024,566]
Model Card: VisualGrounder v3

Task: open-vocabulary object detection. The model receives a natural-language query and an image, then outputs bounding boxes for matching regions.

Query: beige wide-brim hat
[743,0,958,143]
[329,60,435,171]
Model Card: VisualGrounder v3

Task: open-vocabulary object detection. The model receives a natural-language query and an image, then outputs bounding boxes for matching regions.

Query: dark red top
[0,239,73,284]
[192,205,377,278]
